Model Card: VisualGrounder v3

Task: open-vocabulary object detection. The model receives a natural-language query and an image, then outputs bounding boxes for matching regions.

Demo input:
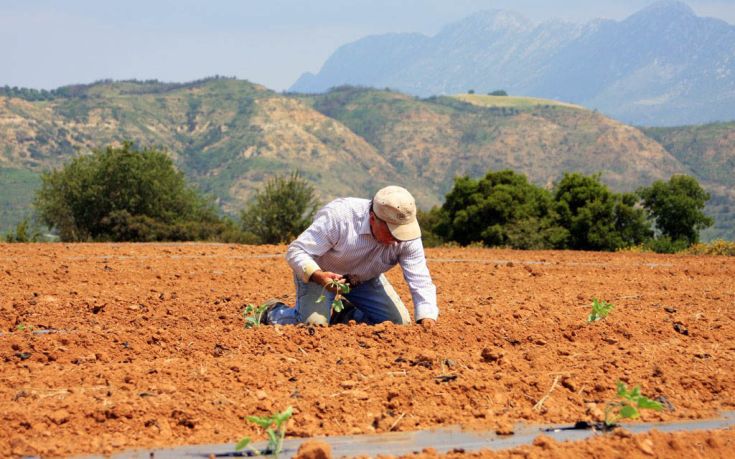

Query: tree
[35,142,223,241]
[489,90,508,96]
[434,170,567,249]
[638,175,713,245]
[240,171,320,244]
[554,173,651,251]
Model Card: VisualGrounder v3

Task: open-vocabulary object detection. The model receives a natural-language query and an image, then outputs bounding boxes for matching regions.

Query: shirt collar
[358,210,372,235]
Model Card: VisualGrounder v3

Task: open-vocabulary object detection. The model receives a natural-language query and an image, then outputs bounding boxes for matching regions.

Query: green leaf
[273,406,293,424]
[246,415,273,428]
[616,381,628,397]
[619,405,639,419]
[235,437,251,451]
[637,397,663,410]
[340,284,350,294]
[630,385,641,399]
[316,295,325,304]
[332,299,344,313]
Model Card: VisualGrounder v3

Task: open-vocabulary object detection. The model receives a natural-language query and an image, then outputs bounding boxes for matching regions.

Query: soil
[1,243,734,457]
[403,426,735,458]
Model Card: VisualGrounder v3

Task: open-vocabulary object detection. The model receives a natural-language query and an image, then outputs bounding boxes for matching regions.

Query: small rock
[637,438,655,456]
[255,390,268,400]
[532,434,556,449]
[613,427,633,438]
[481,347,504,363]
[340,380,358,389]
[673,321,689,335]
[49,409,70,425]
[350,390,369,400]
[494,420,514,435]
[294,441,331,459]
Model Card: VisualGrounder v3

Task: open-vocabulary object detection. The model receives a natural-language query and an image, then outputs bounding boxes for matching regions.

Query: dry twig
[533,375,560,412]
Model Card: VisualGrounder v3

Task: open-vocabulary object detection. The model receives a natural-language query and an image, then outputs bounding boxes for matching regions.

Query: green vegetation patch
[453,93,584,110]
[0,167,41,234]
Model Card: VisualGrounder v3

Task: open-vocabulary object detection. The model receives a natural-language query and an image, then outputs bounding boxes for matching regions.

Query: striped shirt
[285,198,439,321]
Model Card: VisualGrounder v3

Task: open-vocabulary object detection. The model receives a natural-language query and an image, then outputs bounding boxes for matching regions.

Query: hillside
[0,80,732,240]
[290,1,735,126]
[0,78,402,230]
[642,122,735,240]
[299,87,686,201]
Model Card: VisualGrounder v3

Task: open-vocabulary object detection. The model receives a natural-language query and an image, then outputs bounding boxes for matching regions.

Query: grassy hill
[0,80,732,240]
[0,78,402,216]
[453,94,584,110]
[301,87,686,203]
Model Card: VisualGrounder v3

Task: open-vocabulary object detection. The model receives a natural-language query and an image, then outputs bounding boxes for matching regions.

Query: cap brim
[387,219,421,241]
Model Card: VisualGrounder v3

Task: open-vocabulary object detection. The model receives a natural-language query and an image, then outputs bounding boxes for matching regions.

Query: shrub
[554,173,651,251]
[434,170,567,249]
[35,142,222,242]
[638,175,713,245]
[685,240,735,256]
[240,171,320,244]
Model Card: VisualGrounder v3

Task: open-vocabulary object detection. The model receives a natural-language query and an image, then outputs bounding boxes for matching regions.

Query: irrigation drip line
[65,411,735,459]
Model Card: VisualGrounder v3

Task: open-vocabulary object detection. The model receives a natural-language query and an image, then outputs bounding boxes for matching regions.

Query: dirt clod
[295,439,332,459]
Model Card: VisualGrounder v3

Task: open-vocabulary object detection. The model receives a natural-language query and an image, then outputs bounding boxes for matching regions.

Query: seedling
[243,303,269,328]
[588,298,614,322]
[236,406,293,457]
[604,381,663,427]
[16,323,35,332]
[315,278,351,313]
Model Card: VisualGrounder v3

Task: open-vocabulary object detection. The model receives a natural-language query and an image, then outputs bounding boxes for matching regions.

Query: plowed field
[1,244,733,457]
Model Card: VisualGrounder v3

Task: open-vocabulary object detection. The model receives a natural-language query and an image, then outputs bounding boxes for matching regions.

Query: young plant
[604,381,663,427]
[236,406,293,457]
[588,298,614,322]
[315,278,351,313]
[243,303,269,328]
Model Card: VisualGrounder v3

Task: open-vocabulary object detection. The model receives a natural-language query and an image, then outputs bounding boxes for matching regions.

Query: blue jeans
[267,274,411,326]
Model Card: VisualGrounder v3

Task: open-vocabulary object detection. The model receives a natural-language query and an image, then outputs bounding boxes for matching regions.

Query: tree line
[4,143,714,253]
[419,169,712,252]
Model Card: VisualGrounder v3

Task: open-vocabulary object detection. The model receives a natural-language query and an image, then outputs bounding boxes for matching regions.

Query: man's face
[369,211,398,245]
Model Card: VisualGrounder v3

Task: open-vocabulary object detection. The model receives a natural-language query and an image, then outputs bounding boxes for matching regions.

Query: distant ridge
[290,1,735,126]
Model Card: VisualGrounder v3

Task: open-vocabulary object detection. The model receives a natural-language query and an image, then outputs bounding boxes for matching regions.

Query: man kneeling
[265,185,438,327]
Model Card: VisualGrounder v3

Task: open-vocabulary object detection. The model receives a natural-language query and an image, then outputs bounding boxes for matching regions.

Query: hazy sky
[3,0,734,91]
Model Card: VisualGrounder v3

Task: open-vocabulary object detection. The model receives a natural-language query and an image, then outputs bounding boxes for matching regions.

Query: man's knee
[301,311,329,326]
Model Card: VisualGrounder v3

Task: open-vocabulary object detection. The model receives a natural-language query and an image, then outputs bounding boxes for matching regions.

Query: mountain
[0,80,732,240]
[290,1,735,126]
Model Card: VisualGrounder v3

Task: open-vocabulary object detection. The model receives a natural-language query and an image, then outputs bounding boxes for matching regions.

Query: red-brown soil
[403,427,735,458]
[1,243,733,457]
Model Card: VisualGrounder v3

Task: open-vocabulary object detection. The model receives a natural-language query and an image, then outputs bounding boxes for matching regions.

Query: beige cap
[373,186,421,241]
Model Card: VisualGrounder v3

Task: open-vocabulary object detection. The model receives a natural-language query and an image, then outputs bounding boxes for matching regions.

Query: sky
[3,0,735,91]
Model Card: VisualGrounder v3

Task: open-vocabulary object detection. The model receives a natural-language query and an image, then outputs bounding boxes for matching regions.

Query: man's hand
[310,270,345,292]
[418,318,436,329]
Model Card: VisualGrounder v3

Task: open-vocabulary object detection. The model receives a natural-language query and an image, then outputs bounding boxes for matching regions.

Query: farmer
[264,185,438,328]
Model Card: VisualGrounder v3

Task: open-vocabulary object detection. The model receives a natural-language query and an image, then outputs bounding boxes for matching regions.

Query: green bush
[638,175,713,245]
[433,170,568,249]
[554,173,651,251]
[34,142,224,242]
[240,171,320,244]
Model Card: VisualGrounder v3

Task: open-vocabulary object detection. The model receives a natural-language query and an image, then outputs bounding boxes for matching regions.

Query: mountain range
[290,1,735,127]
[1,78,733,241]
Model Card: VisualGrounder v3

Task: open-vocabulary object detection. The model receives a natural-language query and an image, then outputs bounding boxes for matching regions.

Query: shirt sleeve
[399,239,439,321]
[285,202,343,282]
